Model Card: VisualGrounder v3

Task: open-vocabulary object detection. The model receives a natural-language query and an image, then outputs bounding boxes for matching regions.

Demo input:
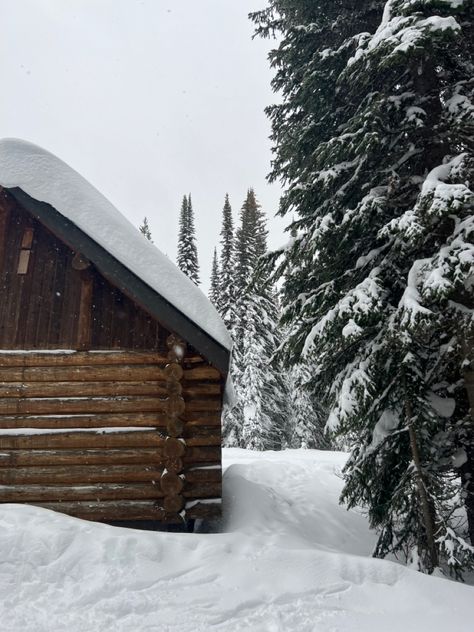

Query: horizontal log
[0,445,220,468]
[0,351,205,367]
[0,482,161,501]
[185,467,222,483]
[0,412,223,429]
[0,413,167,429]
[183,481,222,498]
[185,502,222,520]
[0,396,221,416]
[187,445,221,464]
[0,448,164,467]
[22,500,168,522]
[185,435,221,447]
[0,464,164,485]
[0,364,221,383]
[184,366,221,381]
[0,381,169,399]
[185,384,221,397]
[185,425,221,442]
[0,430,165,450]
[184,413,222,426]
[185,399,222,412]
[0,397,167,415]
[0,481,221,502]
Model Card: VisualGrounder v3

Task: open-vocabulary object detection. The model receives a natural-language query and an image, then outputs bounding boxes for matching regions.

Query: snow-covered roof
[0,138,231,354]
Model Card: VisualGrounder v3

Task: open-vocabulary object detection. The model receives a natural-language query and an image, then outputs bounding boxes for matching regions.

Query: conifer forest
[147,0,474,578]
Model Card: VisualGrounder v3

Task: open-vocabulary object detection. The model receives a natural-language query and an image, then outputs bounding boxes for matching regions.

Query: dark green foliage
[177,194,200,285]
[218,194,236,325]
[251,0,474,575]
[209,248,220,306]
[234,189,267,296]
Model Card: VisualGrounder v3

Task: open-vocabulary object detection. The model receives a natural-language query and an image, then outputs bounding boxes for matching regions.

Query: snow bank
[1,448,472,631]
[0,138,231,351]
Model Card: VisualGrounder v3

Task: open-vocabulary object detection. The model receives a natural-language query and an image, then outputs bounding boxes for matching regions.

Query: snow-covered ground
[1,449,472,631]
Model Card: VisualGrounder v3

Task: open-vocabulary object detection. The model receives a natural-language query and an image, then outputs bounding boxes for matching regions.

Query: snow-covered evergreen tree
[139,217,153,242]
[288,360,330,450]
[234,189,267,296]
[218,194,236,326]
[209,248,220,306]
[252,0,474,575]
[223,190,291,450]
[177,194,200,285]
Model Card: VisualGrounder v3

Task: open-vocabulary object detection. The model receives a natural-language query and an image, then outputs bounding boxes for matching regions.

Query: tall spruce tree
[177,194,200,285]
[288,360,331,450]
[139,217,153,242]
[234,189,267,296]
[218,194,236,325]
[209,248,220,306]
[223,190,291,450]
[252,0,474,575]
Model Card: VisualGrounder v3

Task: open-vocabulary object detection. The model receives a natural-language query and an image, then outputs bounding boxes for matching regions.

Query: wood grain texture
[0,189,224,523]
[0,446,220,467]
[0,430,165,450]
[0,464,164,485]
[0,448,164,467]
[0,480,221,502]
[24,500,168,522]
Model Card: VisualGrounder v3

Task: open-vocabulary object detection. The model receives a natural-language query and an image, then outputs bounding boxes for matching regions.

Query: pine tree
[139,217,153,242]
[218,194,236,326]
[209,248,220,306]
[252,1,474,575]
[177,194,200,285]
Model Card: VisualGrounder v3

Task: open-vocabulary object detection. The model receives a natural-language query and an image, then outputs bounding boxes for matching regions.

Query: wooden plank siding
[0,192,224,524]
[0,195,166,351]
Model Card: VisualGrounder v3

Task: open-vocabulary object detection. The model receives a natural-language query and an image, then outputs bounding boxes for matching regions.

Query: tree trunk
[405,396,439,571]
[461,366,474,545]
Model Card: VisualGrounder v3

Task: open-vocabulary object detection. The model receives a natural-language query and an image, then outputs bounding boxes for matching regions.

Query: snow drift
[0,449,472,631]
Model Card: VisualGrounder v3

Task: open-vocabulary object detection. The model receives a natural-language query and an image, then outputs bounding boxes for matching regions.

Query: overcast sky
[0,0,285,291]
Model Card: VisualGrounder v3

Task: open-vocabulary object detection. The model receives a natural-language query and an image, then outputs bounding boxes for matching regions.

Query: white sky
[0,0,285,291]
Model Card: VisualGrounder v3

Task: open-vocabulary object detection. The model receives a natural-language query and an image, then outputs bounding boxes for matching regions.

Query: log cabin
[0,138,231,528]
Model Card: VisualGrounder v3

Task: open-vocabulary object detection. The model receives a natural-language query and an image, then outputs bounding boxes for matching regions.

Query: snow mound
[1,449,472,631]
[0,138,231,351]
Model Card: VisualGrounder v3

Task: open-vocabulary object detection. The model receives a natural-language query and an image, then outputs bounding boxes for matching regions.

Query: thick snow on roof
[0,138,231,351]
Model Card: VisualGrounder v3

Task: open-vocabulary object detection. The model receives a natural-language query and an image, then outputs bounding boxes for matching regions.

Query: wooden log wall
[0,351,222,523]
